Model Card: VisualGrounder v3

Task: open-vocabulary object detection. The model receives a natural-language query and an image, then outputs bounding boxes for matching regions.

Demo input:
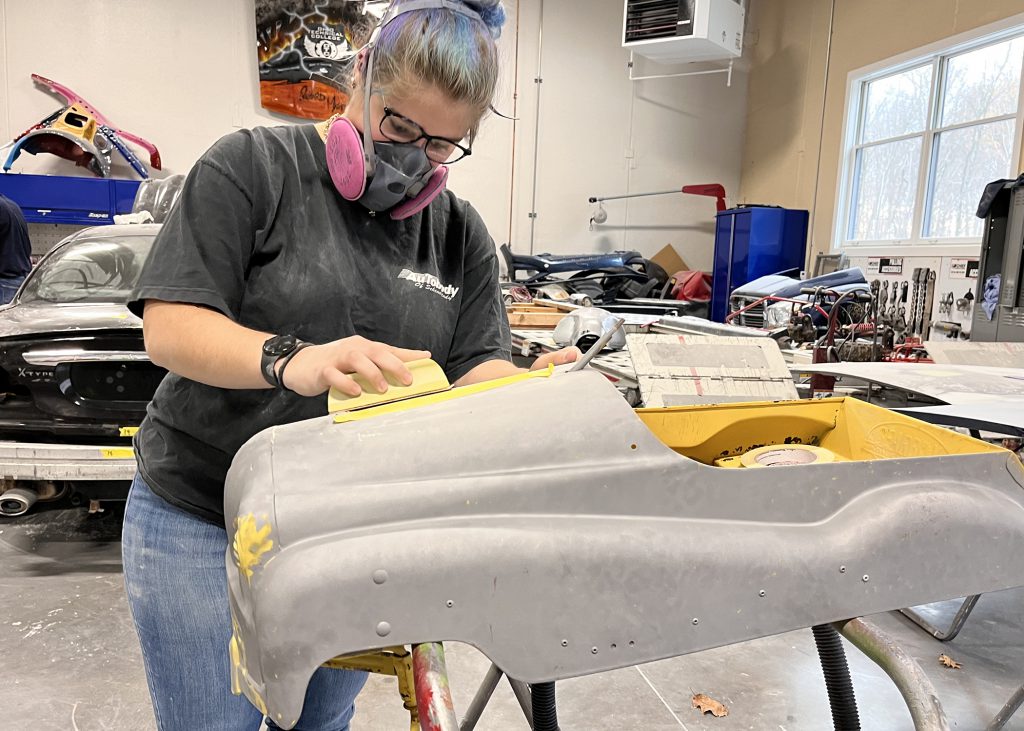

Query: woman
[121,2,576,728]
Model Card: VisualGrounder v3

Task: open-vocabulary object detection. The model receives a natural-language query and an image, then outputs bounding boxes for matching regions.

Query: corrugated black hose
[530,681,560,731]
[812,624,861,730]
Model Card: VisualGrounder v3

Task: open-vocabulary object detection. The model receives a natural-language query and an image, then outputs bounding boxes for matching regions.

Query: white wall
[512,0,747,269]
[0,0,747,269]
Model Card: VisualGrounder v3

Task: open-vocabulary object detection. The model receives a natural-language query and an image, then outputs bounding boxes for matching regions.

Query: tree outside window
[842,32,1024,247]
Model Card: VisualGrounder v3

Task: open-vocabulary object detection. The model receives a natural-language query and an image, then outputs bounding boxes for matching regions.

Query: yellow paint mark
[232,514,274,583]
[101,447,135,459]
[111,313,129,320]
[119,426,139,437]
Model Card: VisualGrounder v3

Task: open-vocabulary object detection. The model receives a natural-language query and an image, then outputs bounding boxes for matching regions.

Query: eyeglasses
[380,105,473,164]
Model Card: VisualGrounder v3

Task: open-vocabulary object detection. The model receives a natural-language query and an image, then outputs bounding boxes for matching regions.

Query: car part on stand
[225,374,1021,728]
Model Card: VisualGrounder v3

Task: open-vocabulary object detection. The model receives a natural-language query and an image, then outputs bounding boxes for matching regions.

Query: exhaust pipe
[0,487,39,517]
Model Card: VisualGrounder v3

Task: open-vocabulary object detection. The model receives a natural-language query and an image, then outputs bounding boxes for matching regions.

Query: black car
[0,224,165,444]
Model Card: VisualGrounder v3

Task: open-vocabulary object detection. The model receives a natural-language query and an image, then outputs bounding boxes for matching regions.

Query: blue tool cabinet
[710,206,809,322]
[0,173,140,226]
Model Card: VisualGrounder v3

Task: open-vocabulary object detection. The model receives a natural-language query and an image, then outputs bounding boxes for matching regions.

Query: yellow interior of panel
[636,397,1003,466]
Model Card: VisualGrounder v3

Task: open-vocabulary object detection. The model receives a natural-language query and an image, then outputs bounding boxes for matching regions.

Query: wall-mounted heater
[623,0,745,63]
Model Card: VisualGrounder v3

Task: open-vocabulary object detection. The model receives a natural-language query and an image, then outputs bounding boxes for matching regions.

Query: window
[838,27,1024,249]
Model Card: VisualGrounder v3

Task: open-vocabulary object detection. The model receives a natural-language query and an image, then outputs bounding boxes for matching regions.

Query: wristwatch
[261,334,301,388]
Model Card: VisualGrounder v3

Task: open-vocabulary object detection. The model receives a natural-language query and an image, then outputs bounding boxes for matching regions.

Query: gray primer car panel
[224,371,1024,728]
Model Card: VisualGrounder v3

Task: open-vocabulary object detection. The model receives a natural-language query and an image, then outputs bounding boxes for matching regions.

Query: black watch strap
[261,334,300,388]
[275,342,313,392]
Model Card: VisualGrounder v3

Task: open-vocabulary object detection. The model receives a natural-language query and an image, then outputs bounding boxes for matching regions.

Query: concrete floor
[2,501,1024,730]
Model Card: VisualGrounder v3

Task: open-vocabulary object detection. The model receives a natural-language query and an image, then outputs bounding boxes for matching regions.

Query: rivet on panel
[561,639,568,647]
[372,570,388,585]
[628,640,635,647]
[839,566,846,573]
[758,589,766,598]
[591,646,599,654]
[375,621,392,637]
[446,600,455,608]
[692,618,700,626]
[862,575,870,582]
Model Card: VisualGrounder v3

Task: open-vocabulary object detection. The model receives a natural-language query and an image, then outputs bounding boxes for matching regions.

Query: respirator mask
[325,0,482,219]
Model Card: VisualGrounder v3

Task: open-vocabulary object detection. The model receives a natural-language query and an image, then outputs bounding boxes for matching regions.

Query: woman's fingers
[388,346,432,362]
[323,367,362,397]
[346,351,388,393]
[371,349,415,386]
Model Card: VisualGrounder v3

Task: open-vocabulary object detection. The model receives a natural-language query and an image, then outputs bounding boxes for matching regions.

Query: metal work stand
[459,664,534,730]
[987,683,1024,731]
[835,617,949,731]
[898,595,981,641]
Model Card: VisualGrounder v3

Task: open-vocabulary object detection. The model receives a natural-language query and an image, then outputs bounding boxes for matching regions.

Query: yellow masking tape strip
[101,447,135,459]
[119,427,139,437]
[333,364,555,424]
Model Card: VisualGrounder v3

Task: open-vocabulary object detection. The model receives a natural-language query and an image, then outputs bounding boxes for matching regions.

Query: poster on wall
[255,1,389,120]
[866,257,904,275]
[950,258,980,279]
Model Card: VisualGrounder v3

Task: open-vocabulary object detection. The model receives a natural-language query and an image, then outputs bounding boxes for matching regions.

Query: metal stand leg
[835,617,949,731]
[460,663,504,731]
[508,677,535,727]
[899,595,981,641]
[987,683,1024,731]
[412,643,459,731]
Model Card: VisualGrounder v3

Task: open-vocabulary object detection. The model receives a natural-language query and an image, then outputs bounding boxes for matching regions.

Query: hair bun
[460,0,506,38]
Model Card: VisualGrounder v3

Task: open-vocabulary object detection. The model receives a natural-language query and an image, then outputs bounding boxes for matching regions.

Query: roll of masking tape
[739,444,840,468]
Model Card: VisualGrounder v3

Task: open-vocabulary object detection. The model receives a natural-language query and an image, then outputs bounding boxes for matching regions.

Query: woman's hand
[281,336,430,397]
[531,346,581,370]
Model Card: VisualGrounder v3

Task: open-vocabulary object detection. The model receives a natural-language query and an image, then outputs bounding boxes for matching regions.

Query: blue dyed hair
[370,0,506,141]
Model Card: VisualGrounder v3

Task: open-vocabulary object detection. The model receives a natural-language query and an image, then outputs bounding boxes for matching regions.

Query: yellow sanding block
[327,359,450,413]
[327,360,556,424]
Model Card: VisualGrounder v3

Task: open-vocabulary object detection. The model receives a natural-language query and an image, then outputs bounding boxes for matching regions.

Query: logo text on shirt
[397,269,460,301]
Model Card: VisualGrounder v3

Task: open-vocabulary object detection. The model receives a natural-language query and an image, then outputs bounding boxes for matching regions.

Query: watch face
[263,335,298,357]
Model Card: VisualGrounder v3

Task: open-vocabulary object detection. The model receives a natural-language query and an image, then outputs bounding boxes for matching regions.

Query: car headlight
[764,301,795,329]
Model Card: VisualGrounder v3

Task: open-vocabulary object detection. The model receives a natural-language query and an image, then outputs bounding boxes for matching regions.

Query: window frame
[833,16,1024,257]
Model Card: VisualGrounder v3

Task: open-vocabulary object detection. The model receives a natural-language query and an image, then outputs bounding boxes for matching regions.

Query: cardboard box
[651,244,690,275]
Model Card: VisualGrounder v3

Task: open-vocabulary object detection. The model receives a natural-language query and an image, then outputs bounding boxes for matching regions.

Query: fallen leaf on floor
[939,654,962,669]
[692,693,729,717]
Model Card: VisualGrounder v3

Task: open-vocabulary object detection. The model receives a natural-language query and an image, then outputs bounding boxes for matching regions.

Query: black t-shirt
[128,124,511,525]
[0,194,32,279]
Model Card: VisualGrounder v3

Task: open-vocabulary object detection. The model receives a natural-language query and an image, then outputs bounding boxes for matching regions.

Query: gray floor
[2,502,1023,730]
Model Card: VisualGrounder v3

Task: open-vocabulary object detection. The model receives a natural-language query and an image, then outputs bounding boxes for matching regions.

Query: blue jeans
[0,274,25,304]
[122,474,367,730]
